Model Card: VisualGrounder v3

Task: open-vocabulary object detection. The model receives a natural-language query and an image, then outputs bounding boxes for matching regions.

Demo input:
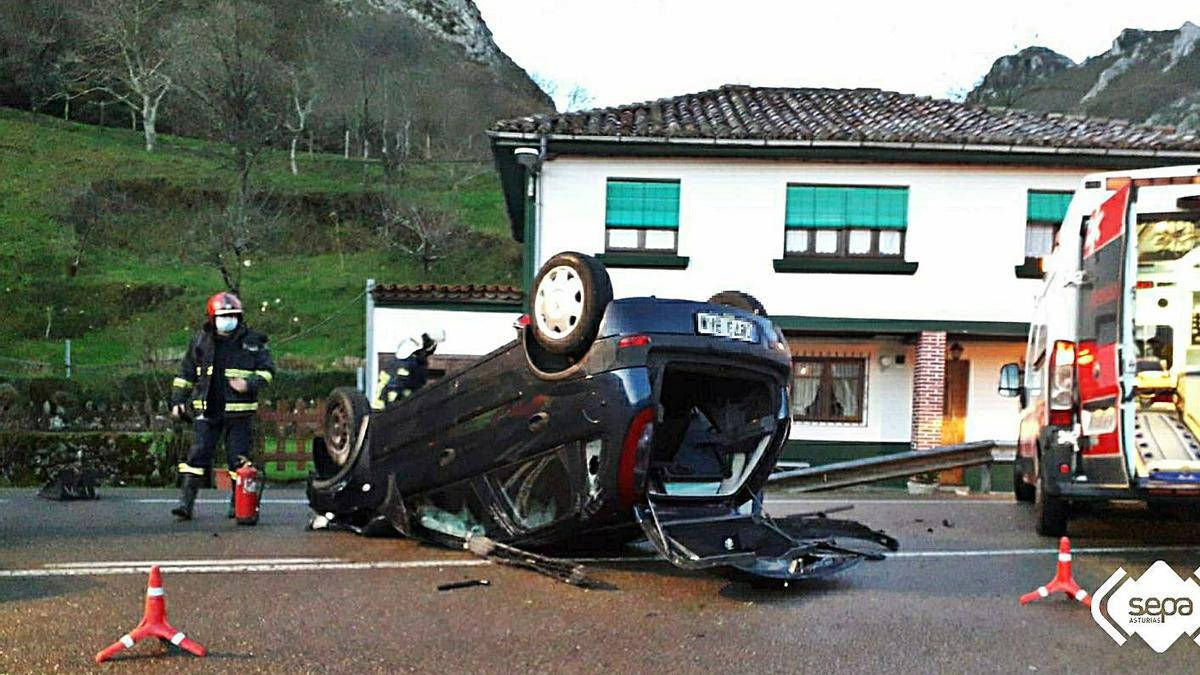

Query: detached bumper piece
[634,502,898,580]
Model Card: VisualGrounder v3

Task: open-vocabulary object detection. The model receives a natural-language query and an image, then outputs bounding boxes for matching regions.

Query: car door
[1076,184,1134,485]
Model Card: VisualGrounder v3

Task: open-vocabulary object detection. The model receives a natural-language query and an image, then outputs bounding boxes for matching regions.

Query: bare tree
[379,203,466,274]
[82,0,178,151]
[284,66,316,175]
[563,85,594,112]
[0,0,85,114]
[180,0,287,197]
[189,196,283,295]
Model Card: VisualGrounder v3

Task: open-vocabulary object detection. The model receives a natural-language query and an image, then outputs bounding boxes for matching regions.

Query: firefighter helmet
[206,292,244,321]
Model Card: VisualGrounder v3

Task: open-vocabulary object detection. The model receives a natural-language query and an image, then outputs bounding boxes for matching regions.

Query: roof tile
[493,85,1200,152]
[372,283,523,305]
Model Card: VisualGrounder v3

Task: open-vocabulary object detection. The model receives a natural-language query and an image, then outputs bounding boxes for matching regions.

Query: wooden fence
[252,399,325,482]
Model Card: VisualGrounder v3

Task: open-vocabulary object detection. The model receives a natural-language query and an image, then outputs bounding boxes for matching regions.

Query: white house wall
[787,338,913,444]
[535,157,1087,322]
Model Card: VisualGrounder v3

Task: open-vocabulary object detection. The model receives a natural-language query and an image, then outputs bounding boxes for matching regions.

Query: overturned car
[308,252,896,581]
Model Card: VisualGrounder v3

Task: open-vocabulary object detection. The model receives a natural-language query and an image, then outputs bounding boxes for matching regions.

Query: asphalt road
[1,487,1198,673]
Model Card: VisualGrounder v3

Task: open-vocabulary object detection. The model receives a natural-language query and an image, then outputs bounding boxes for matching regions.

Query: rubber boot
[171,474,201,521]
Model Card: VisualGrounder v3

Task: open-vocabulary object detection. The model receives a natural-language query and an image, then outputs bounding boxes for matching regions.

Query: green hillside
[0,109,520,378]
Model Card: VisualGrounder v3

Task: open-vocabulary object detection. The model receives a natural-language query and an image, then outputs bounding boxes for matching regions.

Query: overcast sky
[473,0,1198,109]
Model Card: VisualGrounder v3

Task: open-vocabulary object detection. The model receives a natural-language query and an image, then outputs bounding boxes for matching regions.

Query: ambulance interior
[1130,186,1200,479]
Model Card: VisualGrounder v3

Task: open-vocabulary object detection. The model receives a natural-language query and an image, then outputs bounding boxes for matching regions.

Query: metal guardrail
[767,440,999,493]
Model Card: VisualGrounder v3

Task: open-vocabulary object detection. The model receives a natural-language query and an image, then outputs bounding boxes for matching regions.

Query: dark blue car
[308,252,895,581]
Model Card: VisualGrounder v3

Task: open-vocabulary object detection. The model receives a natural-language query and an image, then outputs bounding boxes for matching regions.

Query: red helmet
[206,292,243,321]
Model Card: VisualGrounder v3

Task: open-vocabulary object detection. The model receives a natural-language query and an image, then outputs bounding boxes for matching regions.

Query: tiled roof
[491,84,1200,151]
[372,283,523,305]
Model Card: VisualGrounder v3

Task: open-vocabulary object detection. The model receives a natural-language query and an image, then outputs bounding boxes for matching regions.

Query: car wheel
[707,291,768,317]
[531,252,613,357]
[1013,461,1036,503]
[323,386,370,467]
[1034,472,1069,536]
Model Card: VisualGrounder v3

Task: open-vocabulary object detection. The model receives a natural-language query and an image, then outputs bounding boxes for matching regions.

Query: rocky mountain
[0,0,554,156]
[967,22,1200,132]
[352,0,552,109]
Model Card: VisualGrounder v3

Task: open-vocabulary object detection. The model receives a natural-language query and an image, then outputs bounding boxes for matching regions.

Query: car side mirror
[997,363,1023,398]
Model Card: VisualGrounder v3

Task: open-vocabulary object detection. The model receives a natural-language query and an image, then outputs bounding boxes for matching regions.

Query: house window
[783,185,908,258]
[605,179,680,253]
[1025,191,1073,257]
[792,357,866,423]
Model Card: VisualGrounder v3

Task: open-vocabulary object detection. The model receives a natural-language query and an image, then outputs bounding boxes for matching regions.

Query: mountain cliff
[966,22,1200,131]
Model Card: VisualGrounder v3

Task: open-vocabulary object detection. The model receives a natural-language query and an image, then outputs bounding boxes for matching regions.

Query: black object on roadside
[38,467,99,501]
[437,579,490,592]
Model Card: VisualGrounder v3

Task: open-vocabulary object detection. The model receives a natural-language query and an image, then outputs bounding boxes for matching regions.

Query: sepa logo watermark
[1092,561,1200,653]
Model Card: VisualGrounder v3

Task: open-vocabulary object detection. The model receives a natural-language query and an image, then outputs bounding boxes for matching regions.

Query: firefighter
[372,330,444,410]
[169,292,275,521]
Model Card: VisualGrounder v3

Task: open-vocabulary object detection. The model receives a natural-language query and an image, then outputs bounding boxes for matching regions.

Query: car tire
[1013,462,1036,503]
[323,386,370,467]
[707,290,768,317]
[1034,471,1069,537]
[531,252,613,357]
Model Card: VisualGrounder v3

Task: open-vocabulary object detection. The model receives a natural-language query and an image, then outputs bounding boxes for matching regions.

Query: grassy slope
[0,109,519,376]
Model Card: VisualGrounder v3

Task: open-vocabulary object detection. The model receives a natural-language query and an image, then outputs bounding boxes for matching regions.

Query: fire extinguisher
[233,462,262,526]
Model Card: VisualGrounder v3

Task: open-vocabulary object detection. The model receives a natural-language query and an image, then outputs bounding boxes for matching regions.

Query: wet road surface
[1,487,1198,673]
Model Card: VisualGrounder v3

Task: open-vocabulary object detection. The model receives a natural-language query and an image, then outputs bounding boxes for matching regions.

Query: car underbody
[307,253,898,584]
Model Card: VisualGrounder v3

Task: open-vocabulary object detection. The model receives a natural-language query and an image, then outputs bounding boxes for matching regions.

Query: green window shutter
[1027,191,1073,223]
[786,186,908,229]
[606,180,680,228]
[876,188,908,228]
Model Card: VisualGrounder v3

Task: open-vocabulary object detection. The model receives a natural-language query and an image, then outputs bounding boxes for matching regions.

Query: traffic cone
[1019,537,1091,608]
[95,565,207,664]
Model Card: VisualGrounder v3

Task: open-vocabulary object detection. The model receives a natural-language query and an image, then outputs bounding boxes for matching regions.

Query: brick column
[911,331,946,451]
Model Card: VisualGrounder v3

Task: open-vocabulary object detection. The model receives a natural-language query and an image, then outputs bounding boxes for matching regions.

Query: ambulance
[1000,165,1200,535]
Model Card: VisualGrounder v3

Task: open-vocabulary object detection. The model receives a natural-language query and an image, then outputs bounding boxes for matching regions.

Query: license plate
[696,313,757,342]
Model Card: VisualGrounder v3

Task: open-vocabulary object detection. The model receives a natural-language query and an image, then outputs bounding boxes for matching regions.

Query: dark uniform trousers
[182,415,253,481]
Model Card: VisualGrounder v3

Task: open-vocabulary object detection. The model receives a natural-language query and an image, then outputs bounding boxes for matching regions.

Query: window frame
[1024,189,1073,257]
[604,177,681,255]
[790,356,868,424]
[782,184,909,260]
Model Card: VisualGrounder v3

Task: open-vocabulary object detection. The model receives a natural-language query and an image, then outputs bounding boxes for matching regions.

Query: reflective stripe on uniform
[225,402,258,412]
[177,463,205,476]
[255,370,273,383]
[192,400,207,411]
[225,368,254,378]
[172,377,193,388]
[372,371,391,410]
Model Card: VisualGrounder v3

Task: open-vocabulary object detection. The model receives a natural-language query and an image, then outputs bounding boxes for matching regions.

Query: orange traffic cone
[95,565,207,664]
[1019,537,1091,608]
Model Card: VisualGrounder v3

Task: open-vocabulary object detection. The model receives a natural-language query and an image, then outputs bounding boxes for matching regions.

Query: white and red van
[1000,165,1200,535]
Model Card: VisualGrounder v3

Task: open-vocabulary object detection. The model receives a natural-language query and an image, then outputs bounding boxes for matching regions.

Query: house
[374,84,1200,480]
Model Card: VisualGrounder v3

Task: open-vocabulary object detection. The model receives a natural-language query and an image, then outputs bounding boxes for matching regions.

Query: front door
[939,359,970,484]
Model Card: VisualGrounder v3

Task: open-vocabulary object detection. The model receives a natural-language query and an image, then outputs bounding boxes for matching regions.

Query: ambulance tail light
[1049,340,1076,427]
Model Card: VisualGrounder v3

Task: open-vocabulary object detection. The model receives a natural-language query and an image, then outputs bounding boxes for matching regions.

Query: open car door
[1077,184,1135,484]
[634,498,897,580]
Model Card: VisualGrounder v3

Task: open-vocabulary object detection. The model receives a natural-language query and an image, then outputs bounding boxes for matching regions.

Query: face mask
[215,316,238,333]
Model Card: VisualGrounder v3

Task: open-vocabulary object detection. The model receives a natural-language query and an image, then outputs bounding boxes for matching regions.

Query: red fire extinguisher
[233,462,262,526]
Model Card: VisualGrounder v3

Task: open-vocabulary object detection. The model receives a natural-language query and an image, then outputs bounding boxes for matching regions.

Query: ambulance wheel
[707,291,768,317]
[1034,476,1069,537]
[1013,463,1036,503]
[323,387,369,467]
[531,252,613,358]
